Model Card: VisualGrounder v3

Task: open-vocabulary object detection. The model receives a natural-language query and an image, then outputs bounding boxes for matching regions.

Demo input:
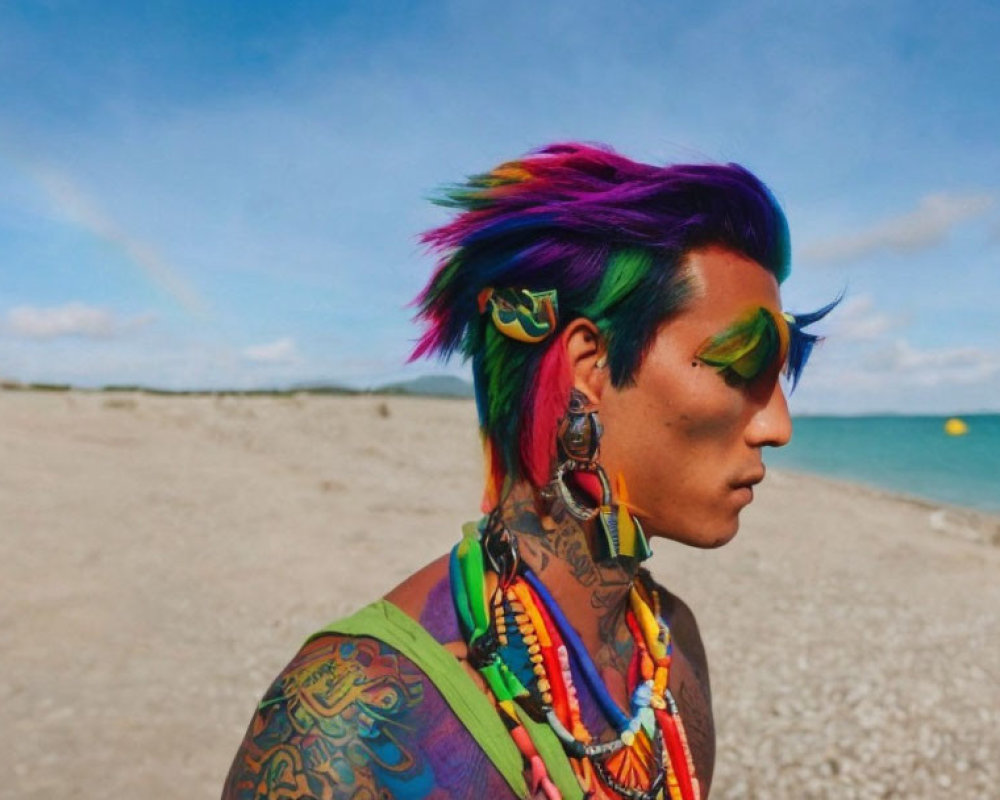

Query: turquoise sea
[764,415,1000,514]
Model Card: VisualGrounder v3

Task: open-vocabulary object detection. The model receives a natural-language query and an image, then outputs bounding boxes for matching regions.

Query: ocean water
[764,415,1000,513]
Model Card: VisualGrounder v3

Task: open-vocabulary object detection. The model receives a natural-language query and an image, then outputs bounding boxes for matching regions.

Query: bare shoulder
[384,553,451,624]
[223,634,434,800]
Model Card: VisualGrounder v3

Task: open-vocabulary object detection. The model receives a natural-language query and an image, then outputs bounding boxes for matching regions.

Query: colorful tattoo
[225,625,519,800]
[224,636,433,800]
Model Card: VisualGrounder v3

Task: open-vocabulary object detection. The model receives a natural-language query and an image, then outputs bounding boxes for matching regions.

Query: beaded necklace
[450,520,701,800]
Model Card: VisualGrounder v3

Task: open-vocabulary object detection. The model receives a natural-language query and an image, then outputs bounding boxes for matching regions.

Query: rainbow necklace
[450,521,701,800]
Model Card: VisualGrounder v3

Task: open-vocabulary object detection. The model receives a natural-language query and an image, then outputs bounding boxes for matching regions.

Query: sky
[1,0,998,413]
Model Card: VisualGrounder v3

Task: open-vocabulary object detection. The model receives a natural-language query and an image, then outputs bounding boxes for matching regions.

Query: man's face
[597,245,792,548]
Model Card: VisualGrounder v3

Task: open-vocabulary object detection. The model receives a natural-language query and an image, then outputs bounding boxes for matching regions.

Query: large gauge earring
[553,389,651,562]
[553,388,602,519]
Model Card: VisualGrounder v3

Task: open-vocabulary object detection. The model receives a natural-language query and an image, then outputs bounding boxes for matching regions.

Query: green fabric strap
[314,598,583,800]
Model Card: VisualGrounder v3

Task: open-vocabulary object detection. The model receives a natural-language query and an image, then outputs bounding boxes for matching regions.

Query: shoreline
[766,468,1000,548]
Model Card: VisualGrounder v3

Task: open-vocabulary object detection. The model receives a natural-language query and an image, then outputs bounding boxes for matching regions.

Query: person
[222,143,835,800]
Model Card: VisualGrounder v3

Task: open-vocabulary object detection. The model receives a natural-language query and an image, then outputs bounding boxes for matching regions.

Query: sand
[2,390,998,800]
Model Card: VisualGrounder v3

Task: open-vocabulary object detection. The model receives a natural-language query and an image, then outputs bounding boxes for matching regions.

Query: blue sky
[1,0,997,412]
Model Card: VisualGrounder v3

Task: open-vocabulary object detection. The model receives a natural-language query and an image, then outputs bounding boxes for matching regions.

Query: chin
[705,514,742,547]
[644,514,741,549]
[703,525,740,548]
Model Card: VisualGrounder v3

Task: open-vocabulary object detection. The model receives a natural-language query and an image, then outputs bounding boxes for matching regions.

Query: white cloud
[801,191,995,264]
[861,339,1000,386]
[826,294,906,341]
[242,337,300,365]
[787,335,1000,413]
[5,303,154,340]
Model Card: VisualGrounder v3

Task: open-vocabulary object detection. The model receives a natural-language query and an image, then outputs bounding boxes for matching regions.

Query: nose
[746,378,793,448]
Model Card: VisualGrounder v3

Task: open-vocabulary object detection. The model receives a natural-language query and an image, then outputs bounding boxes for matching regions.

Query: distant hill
[377,374,475,398]
[287,382,358,395]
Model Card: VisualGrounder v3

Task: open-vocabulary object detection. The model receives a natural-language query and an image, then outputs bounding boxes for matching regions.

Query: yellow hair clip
[477,287,559,343]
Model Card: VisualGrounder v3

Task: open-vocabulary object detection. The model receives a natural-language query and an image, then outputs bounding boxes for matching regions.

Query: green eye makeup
[695,307,790,384]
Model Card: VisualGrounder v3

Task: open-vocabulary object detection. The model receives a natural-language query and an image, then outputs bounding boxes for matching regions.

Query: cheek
[605,365,745,461]
[677,397,744,444]
[670,369,747,445]
[636,379,746,510]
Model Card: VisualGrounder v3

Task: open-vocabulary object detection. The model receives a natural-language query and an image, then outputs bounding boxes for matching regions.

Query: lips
[730,467,766,491]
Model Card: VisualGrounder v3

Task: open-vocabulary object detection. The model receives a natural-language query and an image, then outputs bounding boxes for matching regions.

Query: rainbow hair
[412,143,800,509]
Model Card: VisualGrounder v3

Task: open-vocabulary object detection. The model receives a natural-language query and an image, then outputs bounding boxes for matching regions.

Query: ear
[563,318,608,404]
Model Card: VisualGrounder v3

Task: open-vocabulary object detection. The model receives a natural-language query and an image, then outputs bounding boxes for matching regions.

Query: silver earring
[556,389,601,464]
[552,389,653,563]
[552,389,603,521]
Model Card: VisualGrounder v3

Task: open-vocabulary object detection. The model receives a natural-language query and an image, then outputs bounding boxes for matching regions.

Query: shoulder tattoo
[223,636,434,800]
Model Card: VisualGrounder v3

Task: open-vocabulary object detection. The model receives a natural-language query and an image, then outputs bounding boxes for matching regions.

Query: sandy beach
[2,390,998,800]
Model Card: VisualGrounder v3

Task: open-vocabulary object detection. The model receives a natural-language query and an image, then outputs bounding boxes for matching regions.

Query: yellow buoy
[944,417,969,436]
